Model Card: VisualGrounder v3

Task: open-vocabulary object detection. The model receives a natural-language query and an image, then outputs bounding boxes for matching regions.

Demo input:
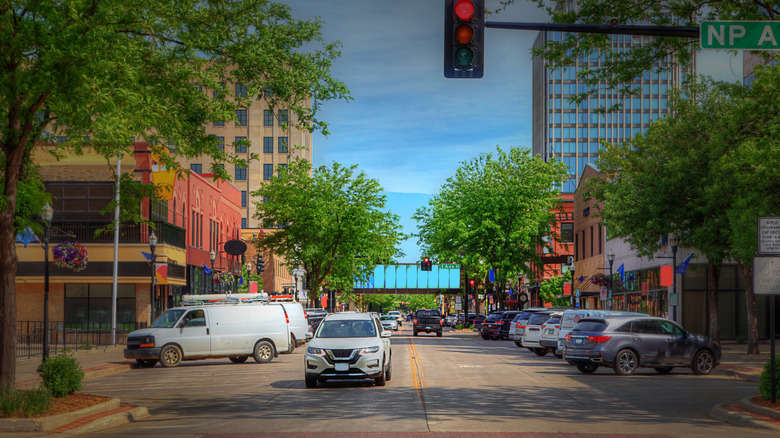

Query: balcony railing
[49,220,186,249]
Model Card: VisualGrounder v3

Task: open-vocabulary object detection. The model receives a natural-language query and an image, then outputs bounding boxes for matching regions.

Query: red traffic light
[454,0,474,21]
[469,279,475,286]
[424,257,430,263]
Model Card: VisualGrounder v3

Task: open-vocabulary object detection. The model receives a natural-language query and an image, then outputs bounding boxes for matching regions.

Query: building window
[235,109,247,126]
[278,136,288,153]
[561,222,574,242]
[190,163,202,174]
[235,165,247,180]
[263,164,273,180]
[235,83,247,98]
[241,191,247,207]
[263,110,273,126]
[278,110,288,126]
[241,218,247,229]
[213,82,225,98]
[64,284,136,327]
[263,196,269,203]
[574,234,579,262]
[264,137,273,153]
[235,136,247,153]
[590,226,594,257]
[216,136,224,151]
[277,164,288,176]
[213,120,224,127]
[599,223,603,254]
[151,200,168,222]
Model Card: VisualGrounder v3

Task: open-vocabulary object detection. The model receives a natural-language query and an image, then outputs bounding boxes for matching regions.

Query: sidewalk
[6,340,780,434]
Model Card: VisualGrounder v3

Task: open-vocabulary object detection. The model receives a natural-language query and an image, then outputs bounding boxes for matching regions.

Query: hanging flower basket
[590,273,611,287]
[52,241,88,272]
[214,271,234,284]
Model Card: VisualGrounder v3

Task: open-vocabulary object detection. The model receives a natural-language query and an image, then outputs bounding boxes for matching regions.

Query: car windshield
[528,313,552,325]
[380,316,395,321]
[151,309,187,328]
[572,321,608,333]
[417,310,440,317]
[485,313,502,322]
[317,320,377,338]
[545,316,562,325]
[518,311,536,321]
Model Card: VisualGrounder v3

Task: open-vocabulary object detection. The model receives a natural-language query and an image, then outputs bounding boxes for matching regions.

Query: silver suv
[304,313,392,387]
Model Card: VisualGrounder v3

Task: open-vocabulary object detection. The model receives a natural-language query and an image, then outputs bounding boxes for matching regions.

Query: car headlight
[307,346,324,355]
[359,346,380,355]
[140,336,155,348]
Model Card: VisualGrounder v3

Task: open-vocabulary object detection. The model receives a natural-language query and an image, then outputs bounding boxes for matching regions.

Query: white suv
[304,313,392,388]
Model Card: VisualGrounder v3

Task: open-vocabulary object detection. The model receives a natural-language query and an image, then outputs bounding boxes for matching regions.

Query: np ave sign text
[701,21,780,50]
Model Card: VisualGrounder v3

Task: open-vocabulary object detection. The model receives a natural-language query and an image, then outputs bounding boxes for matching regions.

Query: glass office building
[532,31,692,192]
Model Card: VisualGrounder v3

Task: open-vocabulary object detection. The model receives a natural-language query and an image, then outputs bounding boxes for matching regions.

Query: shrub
[38,355,84,397]
[759,355,780,401]
[455,323,463,330]
[0,387,51,417]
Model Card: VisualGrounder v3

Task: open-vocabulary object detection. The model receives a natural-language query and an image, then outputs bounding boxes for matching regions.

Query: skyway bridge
[354,263,462,294]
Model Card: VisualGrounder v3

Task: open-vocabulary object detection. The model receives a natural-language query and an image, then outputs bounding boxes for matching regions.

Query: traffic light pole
[484,21,699,38]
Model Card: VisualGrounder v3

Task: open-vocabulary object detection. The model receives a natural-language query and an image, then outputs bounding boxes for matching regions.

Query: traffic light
[421,257,432,271]
[469,279,475,292]
[444,0,484,78]
[256,254,264,274]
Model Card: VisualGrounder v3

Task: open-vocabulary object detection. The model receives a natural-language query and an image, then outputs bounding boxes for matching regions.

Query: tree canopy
[414,146,569,307]
[252,158,405,307]
[0,0,350,389]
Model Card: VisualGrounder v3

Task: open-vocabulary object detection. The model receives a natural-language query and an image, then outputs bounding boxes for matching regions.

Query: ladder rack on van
[181,293,270,306]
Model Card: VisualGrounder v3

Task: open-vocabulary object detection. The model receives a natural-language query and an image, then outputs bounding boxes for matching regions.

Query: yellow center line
[408,336,432,429]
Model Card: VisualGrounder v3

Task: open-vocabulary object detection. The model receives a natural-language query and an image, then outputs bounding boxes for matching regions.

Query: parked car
[521,311,557,355]
[539,313,564,357]
[509,307,549,347]
[304,312,392,387]
[444,314,458,327]
[379,315,399,331]
[387,310,403,327]
[563,315,721,376]
[556,310,645,358]
[471,313,487,329]
[414,309,443,337]
[306,308,329,331]
[125,303,289,367]
[480,312,504,340]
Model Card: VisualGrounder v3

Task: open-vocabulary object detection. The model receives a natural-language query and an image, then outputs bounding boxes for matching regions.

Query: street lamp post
[607,250,615,310]
[669,234,679,322]
[209,250,216,294]
[149,232,157,323]
[570,263,576,308]
[41,204,53,362]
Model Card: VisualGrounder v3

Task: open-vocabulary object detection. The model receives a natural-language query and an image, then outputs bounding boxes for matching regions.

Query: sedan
[564,315,720,376]
[379,315,399,331]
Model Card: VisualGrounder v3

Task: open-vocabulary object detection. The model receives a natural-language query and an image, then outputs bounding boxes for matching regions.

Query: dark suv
[414,309,443,337]
[481,310,522,340]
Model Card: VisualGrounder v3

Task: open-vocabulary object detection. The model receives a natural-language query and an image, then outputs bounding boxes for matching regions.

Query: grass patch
[0,387,51,418]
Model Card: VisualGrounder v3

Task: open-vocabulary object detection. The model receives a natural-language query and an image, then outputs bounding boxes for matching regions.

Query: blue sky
[283,0,743,263]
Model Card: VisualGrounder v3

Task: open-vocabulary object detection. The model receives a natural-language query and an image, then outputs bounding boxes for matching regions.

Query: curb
[51,405,150,435]
[740,397,780,421]
[0,399,119,433]
[710,400,780,431]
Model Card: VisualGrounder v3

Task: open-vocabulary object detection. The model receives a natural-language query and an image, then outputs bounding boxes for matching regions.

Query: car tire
[692,349,715,375]
[284,335,296,354]
[375,361,387,386]
[654,367,673,374]
[526,347,534,352]
[576,363,598,374]
[613,349,639,376]
[437,331,442,337]
[228,356,249,364]
[305,374,318,388]
[253,341,275,364]
[385,358,392,381]
[160,345,182,368]
[533,348,549,357]
[554,352,563,359]
[135,359,158,368]
[413,330,418,336]
[514,341,523,348]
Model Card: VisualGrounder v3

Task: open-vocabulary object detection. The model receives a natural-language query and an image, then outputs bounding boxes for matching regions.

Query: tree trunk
[742,262,760,354]
[707,262,720,343]
[0,145,23,390]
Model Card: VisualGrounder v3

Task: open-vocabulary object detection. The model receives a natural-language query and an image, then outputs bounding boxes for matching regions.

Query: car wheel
[375,361,387,386]
[135,359,158,368]
[613,349,639,376]
[253,340,275,364]
[437,331,442,337]
[482,335,489,340]
[413,330,418,336]
[554,352,563,359]
[284,335,296,354]
[576,363,598,374]
[514,341,523,348]
[160,345,182,368]
[654,367,673,374]
[385,358,392,381]
[692,349,715,375]
[229,356,249,364]
[526,347,534,352]
[305,374,317,388]
[533,348,549,357]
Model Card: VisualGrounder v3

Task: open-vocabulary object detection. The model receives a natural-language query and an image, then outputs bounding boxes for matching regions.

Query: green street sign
[701,21,780,50]
[440,263,460,269]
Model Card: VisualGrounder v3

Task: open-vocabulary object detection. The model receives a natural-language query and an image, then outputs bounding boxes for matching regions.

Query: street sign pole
[756,216,780,403]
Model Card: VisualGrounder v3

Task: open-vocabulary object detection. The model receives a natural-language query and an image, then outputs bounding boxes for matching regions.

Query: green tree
[236,263,263,294]
[0,0,349,389]
[400,295,437,313]
[252,158,405,307]
[414,147,569,309]
[539,271,572,307]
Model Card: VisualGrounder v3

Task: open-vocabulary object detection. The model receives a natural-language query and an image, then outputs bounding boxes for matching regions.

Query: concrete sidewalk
[8,339,780,434]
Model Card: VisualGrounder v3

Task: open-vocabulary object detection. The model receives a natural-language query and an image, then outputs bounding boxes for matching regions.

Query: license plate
[426,326,431,329]
[334,363,349,372]
[547,329,554,334]
[574,338,583,345]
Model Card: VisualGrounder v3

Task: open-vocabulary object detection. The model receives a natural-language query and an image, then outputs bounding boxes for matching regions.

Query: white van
[124,303,290,367]
[273,302,308,353]
[557,309,644,356]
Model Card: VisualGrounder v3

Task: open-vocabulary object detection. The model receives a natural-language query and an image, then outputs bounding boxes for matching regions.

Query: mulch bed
[750,396,780,411]
[1,393,111,419]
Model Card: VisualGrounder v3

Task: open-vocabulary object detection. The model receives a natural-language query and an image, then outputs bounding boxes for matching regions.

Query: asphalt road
[82,326,776,437]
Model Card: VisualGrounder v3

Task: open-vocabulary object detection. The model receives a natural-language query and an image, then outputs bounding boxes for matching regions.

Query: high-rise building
[180,82,313,229]
[532,31,691,193]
